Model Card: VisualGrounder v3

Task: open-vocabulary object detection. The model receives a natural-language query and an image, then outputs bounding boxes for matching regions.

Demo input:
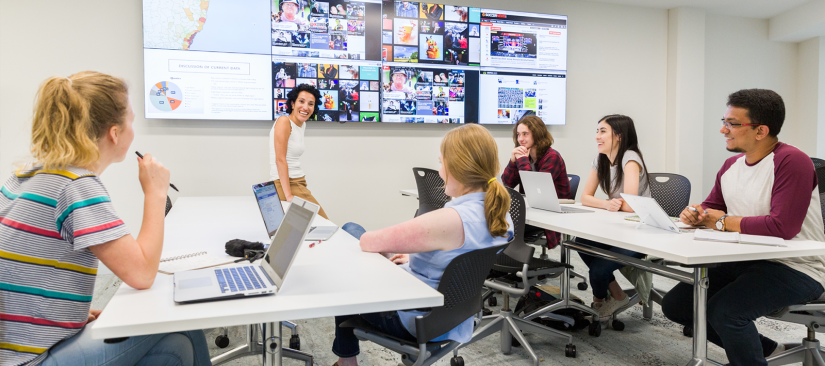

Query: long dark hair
[596,114,650,196]
[286,84,321,120]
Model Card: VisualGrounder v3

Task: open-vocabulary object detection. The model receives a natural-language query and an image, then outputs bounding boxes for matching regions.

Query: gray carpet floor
[91,249,810,366]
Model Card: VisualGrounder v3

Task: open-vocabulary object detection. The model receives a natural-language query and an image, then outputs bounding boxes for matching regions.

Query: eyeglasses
[720,118,760,129]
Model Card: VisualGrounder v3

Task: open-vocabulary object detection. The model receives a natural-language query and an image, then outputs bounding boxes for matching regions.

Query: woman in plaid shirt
[501,116,570,249]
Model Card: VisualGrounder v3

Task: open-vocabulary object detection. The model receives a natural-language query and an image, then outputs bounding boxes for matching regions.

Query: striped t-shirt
[0,165,130,366]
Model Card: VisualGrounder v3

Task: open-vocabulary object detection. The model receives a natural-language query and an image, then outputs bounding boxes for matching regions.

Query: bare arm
[359,207,465,254]
[88,154,169,290]
[618,161,642,212]
[581,168,609,209]
[273,116,293,200]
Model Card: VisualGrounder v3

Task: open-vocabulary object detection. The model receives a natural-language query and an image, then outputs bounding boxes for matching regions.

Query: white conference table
[400,188,825,366]
[91,196,443,366]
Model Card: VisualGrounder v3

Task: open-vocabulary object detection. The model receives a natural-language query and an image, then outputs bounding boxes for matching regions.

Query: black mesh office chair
[765,170,825,365]
[609,173,691,331]
[413,167,450,217]
[568,174,580,199]
[467,187,577,365]
[812,158,825,194]
[341,242,509,366]
[165,196,173,216]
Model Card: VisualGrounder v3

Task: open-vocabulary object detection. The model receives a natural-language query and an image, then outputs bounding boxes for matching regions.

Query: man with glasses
[661,89,825,366]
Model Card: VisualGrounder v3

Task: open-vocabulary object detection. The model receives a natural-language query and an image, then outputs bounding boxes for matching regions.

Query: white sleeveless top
[269,117,305,180]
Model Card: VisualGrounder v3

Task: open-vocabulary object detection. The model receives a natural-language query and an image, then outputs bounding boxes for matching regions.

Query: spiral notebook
[158,252,236,275]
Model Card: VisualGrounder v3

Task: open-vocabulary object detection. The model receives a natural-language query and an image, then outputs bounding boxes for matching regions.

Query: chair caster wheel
[588,320,602,337]
[289,334,300,350]
[512,337,521,347]
[450,355,464,366]
[487,296,497,306]
[482,308,493,316]
[612,319,625,331]
[683,326,693,337]
[577,282,588,291]
[565,343,577,358]
[215,335,230,348]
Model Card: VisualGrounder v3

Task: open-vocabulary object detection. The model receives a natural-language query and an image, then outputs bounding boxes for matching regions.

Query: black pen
[135,151,179,192]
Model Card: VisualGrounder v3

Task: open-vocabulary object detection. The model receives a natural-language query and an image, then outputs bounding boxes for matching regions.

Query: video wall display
[142,0,566,124]
[380,2,481,65]
[274,58,383,121]
[478,70,566,125]
[380,65,477,123]
[479,9,567,71]
[272,0,383,60]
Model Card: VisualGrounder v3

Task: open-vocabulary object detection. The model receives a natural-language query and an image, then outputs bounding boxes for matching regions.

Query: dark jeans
[333,312,415,358]
[576,238,645,299]
[661,260,824,366]
[333,222,416,358]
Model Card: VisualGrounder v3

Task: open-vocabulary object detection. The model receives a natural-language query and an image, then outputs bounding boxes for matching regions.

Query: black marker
[135,151,179,192]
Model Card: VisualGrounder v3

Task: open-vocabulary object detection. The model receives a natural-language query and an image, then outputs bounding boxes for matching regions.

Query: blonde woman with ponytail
[330,124,513,366]
[0,72,210,366]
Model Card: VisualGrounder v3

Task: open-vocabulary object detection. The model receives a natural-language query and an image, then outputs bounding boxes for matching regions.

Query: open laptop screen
[264,202,313,279]
[253,181,284,237]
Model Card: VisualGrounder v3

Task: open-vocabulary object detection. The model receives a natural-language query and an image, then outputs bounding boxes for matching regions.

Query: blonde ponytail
[30,71,129,170]
[441,124,511,237]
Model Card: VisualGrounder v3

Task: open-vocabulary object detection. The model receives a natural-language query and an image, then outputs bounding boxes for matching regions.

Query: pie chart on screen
[149,81,182,111]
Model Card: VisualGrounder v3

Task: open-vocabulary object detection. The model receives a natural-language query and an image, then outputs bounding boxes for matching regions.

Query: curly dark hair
[286,84,322,120]
[726,89,785,137]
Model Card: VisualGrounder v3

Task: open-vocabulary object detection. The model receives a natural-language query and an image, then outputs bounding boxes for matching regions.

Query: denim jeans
[333,311,416,358]
[662,260,824,366]
[576,238,645,299]
[40,324,211,366]
[342,222,366,240]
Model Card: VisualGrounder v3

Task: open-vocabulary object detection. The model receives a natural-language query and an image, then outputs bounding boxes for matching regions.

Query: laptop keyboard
[215,266,267,293]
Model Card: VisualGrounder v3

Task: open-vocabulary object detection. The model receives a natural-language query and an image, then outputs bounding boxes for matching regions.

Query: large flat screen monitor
[478,70,566,125]
[380,1,482,66]
[479,9,567,71]
[380,64,478,123]
[273,57,383,121]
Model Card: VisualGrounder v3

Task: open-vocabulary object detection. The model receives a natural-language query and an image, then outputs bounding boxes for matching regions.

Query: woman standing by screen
[270,84,329,219]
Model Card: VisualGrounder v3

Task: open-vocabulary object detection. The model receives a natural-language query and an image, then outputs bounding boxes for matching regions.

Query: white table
[91,196,443,366]
[400,188,825,366]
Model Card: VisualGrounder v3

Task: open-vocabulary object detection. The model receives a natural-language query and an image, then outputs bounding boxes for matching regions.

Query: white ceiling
[580,0,811,19]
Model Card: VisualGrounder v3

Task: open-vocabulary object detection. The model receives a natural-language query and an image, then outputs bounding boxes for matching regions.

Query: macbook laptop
[620,193,683,233]
[253,181,338,241]
[172,197,318,304]
[519,171,593,214]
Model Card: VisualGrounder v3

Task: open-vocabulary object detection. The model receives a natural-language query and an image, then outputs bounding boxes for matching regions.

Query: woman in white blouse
[270,83,328,218]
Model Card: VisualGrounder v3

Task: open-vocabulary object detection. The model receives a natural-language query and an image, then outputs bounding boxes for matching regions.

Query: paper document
[693,230,786,247]
[158,252,237,275]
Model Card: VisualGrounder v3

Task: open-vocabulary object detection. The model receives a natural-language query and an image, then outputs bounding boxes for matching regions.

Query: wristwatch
[715,215,728,231]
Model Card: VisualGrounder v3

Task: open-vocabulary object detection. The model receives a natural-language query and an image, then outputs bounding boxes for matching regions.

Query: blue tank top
[397,191,514,343]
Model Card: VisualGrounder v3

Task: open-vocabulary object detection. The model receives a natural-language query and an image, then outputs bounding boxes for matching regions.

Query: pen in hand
[687,206,707,214]
[135,151,179,192]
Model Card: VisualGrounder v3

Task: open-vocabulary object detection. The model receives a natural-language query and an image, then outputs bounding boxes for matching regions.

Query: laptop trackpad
[179,277,212,289]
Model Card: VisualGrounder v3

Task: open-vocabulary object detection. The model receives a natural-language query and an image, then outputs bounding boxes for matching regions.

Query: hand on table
[389,254,409,265]
[87,309,102,323]
[605,198,623,212]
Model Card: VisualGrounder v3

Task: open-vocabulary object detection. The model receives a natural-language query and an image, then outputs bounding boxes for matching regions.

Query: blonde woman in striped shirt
[0,72,210,366]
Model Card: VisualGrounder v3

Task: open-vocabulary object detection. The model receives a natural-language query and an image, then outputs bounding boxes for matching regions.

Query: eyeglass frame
[720,118,761,129]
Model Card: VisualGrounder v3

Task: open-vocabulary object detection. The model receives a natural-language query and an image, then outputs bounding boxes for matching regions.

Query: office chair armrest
[484,263,531,297]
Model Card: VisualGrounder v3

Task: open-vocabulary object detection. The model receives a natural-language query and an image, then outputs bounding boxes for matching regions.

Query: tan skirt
[273,176,329,219]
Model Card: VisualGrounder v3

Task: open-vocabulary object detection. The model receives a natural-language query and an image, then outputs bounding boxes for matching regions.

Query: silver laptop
[172,197,318,304]
[253,181,338,241]
[519,171,593,214]
[620,193,682,233]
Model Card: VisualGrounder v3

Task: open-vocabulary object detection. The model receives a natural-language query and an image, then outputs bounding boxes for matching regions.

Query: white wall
[702,14,800,196]
[0,0,667,237]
